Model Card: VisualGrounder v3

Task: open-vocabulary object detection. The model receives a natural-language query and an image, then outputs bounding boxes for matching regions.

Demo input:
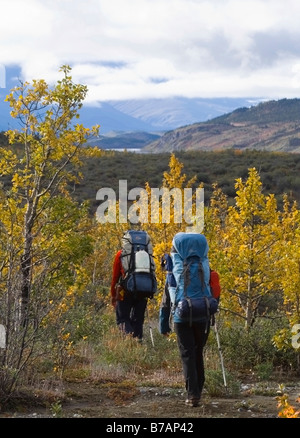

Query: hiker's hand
[111,296,117,308]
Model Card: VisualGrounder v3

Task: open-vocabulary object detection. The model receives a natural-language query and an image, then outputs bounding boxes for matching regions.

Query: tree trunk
[20,202,34,326]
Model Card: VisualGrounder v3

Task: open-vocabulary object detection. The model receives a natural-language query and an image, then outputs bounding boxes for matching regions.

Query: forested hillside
[144,98,300,153]
[1,129,299,212]
[72,149,300,213]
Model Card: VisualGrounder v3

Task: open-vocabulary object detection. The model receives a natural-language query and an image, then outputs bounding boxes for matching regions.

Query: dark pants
[174,320,210,400]
[116,297,147,339]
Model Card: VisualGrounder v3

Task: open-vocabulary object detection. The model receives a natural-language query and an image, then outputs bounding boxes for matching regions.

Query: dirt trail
[1,378,299,419]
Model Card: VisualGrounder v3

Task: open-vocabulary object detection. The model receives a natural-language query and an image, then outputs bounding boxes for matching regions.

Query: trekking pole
[213,317,228,392]
[146,305,155,347]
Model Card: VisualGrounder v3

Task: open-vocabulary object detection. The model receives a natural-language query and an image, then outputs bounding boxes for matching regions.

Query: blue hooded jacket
[169,232,211,323]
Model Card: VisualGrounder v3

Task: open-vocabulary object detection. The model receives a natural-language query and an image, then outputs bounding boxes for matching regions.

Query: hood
[172,232,209,260]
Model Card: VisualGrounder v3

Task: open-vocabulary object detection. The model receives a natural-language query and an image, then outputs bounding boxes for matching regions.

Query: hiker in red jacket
[110,249,147,340]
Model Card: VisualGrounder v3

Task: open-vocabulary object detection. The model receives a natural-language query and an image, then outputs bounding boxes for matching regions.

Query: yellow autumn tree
[141,153,199,301]
[280,197,300,326]
[220,168,283,329]
[204,182,229,272]
[0,66,100,395]
[273,196,300,363]
[86,219,129,303]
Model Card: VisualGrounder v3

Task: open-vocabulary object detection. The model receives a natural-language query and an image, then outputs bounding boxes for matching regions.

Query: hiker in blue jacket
[169,232,212,408]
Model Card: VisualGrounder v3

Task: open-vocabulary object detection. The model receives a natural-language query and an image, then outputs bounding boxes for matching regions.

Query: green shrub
[215,316,297,374]
[205,369,240,398]
[98,325,181,375]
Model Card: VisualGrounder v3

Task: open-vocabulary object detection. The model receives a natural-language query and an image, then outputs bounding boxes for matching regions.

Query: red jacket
[110,250,125,305]
[210,270,221,300]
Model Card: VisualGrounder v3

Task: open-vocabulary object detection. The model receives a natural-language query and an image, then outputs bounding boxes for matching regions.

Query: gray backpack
[120,230,157,299]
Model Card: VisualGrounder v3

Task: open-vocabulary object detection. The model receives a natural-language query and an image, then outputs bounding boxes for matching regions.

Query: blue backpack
[169,232,218,324]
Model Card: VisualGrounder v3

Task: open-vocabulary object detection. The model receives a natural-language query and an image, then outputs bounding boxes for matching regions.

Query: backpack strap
[130,245,135,273]
[198,260,204,293]
[185,296,193,327]
[183,259,190,296]
[183,256,205,295]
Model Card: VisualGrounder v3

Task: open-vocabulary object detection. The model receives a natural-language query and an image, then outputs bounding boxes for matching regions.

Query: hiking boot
[185,398,200,407]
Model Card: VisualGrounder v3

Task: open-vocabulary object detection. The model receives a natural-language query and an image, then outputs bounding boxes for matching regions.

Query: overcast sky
[1,0,300,104]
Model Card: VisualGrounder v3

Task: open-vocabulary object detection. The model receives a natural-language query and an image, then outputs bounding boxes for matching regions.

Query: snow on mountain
[0,66,261,134]
[108,97,260,131]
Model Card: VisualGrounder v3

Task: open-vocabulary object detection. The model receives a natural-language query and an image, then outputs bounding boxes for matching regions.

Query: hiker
[159,253,176,337]
[159,283,171,337]
[110,230,157,340]
[159,252,221,337]
[168,232,218,407]
[110,248,147,340]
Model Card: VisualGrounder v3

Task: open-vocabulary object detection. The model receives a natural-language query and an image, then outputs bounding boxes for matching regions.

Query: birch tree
[0,66,99,395]
[220,168,282,329]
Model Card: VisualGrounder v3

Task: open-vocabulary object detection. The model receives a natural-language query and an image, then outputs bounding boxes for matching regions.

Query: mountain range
[0,66,261,135]
[2,67,300,153]
[0,83,257,135]
[144,98,300,154]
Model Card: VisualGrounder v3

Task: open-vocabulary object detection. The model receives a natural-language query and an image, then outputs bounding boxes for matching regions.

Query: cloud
[1,0,300,101]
